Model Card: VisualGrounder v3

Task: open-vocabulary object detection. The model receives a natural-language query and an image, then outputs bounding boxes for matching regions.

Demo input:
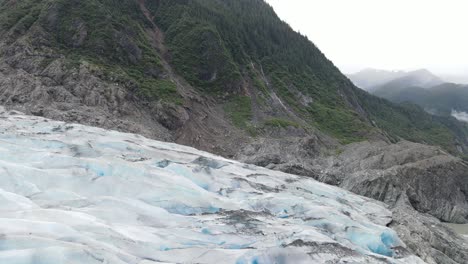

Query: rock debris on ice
[0,109,425,263]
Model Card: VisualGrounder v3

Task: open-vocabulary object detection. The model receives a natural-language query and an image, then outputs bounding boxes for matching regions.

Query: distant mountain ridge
[374,82,468,120]
[348,68,444,90]
[347,68,408,90]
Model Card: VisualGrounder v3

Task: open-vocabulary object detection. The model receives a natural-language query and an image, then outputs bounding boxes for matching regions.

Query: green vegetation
[53,0,153,64]
[149,0,466,150]
[1,0,467,154]
[165,19,240,93]
[263,118,299,129]
[148,0,376,142]
[51,0,182,103]
[356,89,467,154]
[0,0,41,34]
[0,0,181,104]
[307,103,371,144]
[223,96,258,136]
[223,96,253,129]
[139,79,181,104]
[374,82,468,116]
[462,155,468,162]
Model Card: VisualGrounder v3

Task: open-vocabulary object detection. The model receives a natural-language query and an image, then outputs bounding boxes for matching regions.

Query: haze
[265,0,468,76]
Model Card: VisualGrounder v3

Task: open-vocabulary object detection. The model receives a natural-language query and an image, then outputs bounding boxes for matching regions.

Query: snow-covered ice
[0,109,425,263]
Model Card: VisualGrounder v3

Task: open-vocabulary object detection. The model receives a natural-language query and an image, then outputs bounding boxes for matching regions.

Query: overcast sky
[265,0,468,75]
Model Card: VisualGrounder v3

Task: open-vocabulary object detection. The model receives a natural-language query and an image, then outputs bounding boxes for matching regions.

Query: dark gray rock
[319,141,468,224]
[238,139,468,263]
[390,194,468,264]
[0,58,174,142]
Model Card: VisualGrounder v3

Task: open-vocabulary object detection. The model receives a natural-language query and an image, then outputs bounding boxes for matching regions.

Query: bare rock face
[0,57,174,142]
[240,140,468,224]
[318,141,468,224]
[238,139,468,263]
[238,135,333,169]
[390,194,468,264]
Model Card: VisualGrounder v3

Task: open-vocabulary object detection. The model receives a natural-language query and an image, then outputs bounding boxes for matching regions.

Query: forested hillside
[148,0,468,153]
[374,82,468,117]
[0,0,467,155]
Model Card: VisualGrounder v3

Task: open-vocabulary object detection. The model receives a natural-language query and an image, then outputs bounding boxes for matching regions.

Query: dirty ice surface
[445,223,468,240]
[0,108,425,264]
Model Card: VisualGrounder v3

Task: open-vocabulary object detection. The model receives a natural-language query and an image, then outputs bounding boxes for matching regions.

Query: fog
[451,110,468,123]
[265,0,468,77]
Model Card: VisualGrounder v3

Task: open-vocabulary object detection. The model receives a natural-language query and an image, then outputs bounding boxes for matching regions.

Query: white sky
[265,0,468,75]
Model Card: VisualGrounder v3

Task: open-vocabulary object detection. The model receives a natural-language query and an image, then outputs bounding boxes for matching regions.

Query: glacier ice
[0,110,426,263]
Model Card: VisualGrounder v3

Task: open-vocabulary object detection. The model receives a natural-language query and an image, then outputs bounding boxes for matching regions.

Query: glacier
[0,107,425,264]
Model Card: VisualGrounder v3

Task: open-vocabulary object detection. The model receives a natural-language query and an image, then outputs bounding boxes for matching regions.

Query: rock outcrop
[0,58,174,141]
[318,141,468,224]
[390,197,468,264]
[238,139,468,263]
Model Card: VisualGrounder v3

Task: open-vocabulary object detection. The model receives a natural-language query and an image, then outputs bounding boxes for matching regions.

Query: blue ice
[236,256,261,264]
[84,163,112,177]
[166,164,210,190]
[346,228,396,257]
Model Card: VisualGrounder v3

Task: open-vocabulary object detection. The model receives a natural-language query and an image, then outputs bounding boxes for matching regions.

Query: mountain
[2,1,468,262]
[372,82,468,154]
[348,68,444,91]
[347,68,409,90]
[0,108,429,264]
[0,0,377,146]
[375,69,444,91]
[373,85,430,104]
[1,0,467,155]
[374,82,468,119]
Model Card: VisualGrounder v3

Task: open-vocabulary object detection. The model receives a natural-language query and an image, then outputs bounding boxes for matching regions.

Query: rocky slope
[1,0,467,154]
[238,140,468,264]
[0,108,428,264]
[318,141,468,223]
[238,139,468,224]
